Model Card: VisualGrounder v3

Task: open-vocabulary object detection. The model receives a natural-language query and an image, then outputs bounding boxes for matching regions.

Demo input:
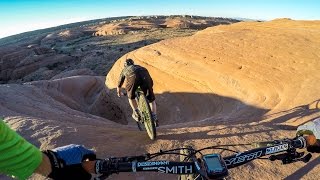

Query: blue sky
[0,0,319,38]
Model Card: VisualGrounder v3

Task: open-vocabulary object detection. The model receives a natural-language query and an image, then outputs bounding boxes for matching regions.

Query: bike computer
[202,154,228,179]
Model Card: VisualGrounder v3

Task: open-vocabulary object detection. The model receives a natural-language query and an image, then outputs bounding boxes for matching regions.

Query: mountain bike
[123,86,157,140]
[83,135,314,179]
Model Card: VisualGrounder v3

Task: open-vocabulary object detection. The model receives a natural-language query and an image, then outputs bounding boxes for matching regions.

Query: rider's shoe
[132,109,141,122]
[152,113,159,127]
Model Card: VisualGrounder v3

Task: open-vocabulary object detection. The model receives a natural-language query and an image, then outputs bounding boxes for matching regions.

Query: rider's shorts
[125,69,155,102]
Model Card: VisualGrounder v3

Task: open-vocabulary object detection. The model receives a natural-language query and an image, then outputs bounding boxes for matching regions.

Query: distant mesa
[272,18,293,21]
[93,15,239,36]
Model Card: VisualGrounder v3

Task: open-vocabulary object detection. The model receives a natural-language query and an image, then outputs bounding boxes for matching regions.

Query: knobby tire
[138,92,156,140]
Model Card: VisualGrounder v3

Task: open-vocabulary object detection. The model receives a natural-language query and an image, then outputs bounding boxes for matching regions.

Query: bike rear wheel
[137,92,156,140]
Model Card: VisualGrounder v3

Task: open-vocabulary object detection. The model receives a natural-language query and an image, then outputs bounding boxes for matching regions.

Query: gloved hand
[43,144,96,180]
[297,118,320,153]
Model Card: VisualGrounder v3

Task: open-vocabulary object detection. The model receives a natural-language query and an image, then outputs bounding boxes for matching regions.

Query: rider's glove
[43,144,96,180]
[297,118,320,153]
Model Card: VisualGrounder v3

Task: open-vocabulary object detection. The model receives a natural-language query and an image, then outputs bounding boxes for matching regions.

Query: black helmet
[124,58,134,67]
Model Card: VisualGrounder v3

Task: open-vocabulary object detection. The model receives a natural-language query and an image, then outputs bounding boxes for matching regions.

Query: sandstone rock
[51,68,96,80]
[11,54,75,80]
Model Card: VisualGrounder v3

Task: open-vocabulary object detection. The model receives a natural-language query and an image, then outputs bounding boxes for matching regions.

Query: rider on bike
[116,58,158,126]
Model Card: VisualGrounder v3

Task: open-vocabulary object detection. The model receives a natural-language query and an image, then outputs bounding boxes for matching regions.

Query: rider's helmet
[124,59,134,67]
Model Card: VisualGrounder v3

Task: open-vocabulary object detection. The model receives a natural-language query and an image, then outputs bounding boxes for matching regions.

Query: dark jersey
[117,65,147,88]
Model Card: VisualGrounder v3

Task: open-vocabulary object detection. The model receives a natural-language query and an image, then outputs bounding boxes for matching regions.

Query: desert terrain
[1,16,320,180]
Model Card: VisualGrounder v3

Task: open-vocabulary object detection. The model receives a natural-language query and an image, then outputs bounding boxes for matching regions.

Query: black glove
[307,145,320,153]
[43,144,96,180]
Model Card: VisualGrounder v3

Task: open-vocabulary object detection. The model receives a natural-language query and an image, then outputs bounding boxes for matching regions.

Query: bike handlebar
[223,136,306,168]
[82,136,314,178]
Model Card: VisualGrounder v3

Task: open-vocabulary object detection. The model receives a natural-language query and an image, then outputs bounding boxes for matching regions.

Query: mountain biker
[116,58,158,126]
[0,119,96,180]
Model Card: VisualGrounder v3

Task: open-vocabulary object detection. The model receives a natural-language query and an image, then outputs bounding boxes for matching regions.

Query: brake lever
[284,153,312,164]
[269,152,312,164]
[296,153,312,163]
